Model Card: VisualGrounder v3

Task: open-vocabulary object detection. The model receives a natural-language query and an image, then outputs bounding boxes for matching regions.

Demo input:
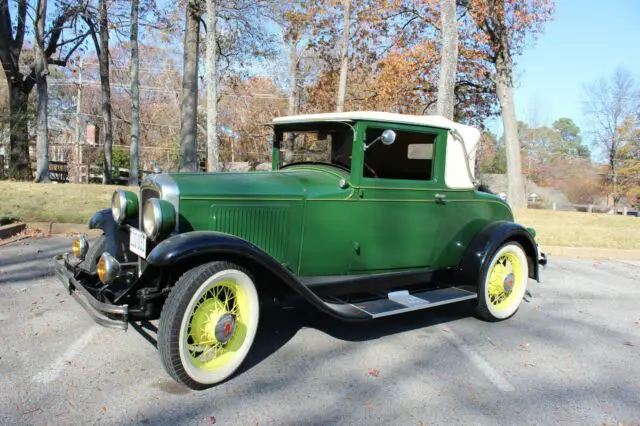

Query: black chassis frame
[54,210,547,330]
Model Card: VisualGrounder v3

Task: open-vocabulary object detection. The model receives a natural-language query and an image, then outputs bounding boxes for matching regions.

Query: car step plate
[340,287,477,319]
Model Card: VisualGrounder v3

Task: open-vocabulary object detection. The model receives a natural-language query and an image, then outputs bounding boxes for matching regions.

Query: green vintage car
[55,111,546,389]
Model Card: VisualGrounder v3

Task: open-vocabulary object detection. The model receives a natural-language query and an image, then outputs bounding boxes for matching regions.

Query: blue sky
[487,0,640,135]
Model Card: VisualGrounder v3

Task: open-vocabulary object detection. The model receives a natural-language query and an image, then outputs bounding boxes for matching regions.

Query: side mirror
[364,129,396,151]
[380,129,396,145]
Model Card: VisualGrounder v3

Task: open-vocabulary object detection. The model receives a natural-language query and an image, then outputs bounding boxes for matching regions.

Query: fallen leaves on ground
[15,226,50,239]
[367,368,380,378]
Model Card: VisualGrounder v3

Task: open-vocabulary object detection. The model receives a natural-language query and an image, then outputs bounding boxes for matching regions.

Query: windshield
[274,122,354,171]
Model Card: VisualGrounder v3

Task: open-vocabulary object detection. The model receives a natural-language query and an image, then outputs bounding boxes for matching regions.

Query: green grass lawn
[0,181,127,224]
[514,208,640,250]
[1,181,639,249]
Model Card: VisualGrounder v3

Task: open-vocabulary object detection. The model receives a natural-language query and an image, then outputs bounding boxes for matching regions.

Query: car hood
[167,165,348,201]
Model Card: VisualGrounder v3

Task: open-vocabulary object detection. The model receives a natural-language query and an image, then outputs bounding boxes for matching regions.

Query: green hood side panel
[168,167,350,274]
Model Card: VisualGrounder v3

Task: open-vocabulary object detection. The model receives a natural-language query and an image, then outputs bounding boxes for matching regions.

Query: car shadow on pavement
[128,298,476,388]
[238,298,475,380]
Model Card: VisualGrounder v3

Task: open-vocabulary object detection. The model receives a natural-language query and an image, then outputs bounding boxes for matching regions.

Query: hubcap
[215,313,236,344]
[503,273,515,293]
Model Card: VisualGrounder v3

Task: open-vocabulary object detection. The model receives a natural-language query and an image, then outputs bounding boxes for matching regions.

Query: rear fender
[457,221,540,287]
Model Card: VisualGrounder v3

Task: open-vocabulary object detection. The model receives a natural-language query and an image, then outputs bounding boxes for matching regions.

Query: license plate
[129,227,147,258]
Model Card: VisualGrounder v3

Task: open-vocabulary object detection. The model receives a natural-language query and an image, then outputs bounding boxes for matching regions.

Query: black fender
[88,209,138,262]
[456,221,540,287]
[146,231,370,321]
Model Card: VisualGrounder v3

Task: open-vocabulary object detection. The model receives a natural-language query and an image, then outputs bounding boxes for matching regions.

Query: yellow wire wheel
[158,262,259,389]
[476,242,528,321]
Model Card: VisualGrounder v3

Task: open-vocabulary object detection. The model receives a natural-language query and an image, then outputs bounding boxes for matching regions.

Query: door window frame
[350,120,448,190]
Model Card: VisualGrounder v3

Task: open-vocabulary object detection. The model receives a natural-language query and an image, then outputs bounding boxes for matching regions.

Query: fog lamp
[72,235,89,260]
[97,253,121,284]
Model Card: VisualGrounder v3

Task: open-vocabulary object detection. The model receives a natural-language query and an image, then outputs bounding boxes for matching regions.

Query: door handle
[435,193,446,204]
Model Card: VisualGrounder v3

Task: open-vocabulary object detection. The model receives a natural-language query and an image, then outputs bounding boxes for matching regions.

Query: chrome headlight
[142,198,176,240]
[112,190,139,224]
[97,252,121,284]
[72,235,89,260]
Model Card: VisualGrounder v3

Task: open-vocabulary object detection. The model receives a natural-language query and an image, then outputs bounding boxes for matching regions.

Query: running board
[330,287,477,319]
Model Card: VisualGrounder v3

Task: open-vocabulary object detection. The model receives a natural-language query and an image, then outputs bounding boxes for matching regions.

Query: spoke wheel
[475,243,528,321]
[158,262,259,389]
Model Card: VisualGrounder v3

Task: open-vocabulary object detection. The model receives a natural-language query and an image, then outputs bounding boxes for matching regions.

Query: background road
[1,236,639,425]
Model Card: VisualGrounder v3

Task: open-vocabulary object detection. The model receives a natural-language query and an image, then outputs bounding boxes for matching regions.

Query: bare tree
[336,0,350,112]
[34,0,50,182]
[129,0,140,185]
[205,0,218,172]
[83,0,114,183]
[179,0,200,172]
[269,2,314,116]
[583,68,639,208]
[435,0,457,120]
[0,1,85,180]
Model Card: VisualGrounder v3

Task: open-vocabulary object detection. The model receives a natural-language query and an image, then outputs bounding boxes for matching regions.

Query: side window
[363,128,436,180]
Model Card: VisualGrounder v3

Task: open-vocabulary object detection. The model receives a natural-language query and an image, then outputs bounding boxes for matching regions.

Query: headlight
[72,235,89,260]
[111,190,139,224]
[142,198,176,240]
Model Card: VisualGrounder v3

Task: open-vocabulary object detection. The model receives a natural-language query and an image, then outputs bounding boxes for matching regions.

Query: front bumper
[54,253,129,330]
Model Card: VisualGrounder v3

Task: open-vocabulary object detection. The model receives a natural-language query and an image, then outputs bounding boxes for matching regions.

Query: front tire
[158,261,260,390]
[475,242,528,322]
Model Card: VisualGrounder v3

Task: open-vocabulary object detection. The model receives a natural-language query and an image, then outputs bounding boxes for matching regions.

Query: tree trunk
[179,1,200,172]
[288,47,299,116]
[205,0,218,172]
[34,0,50,183]
[129,0,140,185]
[435,0,457,120]
[336,0,350,112]
[495,53,526,208]
[98,0,113,184]
[8,85,31,180]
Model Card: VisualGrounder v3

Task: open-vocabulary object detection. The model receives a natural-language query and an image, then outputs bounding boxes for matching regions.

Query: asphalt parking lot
[1,236,639,425]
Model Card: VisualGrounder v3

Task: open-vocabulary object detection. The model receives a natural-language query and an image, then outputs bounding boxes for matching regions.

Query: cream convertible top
[272,111,480,190]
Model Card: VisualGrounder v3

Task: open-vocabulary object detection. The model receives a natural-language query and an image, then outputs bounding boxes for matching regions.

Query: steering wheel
[333,154,378,178]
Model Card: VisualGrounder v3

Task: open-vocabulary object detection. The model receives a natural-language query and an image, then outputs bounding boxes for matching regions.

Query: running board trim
[332,287,477,319]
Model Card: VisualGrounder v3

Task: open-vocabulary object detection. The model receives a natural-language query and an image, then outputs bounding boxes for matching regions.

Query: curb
[12,222,640,261]
[26,222,103,237]
[0,222,27,239]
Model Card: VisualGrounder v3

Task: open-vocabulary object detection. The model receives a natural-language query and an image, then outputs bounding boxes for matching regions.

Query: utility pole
[74,57,83,183]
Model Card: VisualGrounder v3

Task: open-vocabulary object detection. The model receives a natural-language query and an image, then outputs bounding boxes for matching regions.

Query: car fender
[456,221,540,287]
[88,208,137,262]
[145,231,370,321]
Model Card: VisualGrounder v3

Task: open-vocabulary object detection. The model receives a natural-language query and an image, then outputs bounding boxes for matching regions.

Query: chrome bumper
[54,254,129,331]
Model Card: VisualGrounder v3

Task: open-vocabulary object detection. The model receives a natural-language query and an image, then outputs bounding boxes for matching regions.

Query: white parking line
[32,325,103,384]
[441,326,515,392]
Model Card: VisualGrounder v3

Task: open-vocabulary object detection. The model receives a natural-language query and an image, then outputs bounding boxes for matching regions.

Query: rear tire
[158,261,260,390]
[474,242,528,322]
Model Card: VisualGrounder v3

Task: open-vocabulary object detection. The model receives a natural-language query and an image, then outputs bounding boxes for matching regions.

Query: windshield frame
[272,121,356,172]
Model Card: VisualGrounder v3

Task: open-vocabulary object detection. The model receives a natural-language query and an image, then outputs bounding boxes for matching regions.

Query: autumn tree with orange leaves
[466,0,555,208]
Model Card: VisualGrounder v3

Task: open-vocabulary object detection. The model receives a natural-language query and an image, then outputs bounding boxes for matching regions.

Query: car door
[348,122,448,272]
